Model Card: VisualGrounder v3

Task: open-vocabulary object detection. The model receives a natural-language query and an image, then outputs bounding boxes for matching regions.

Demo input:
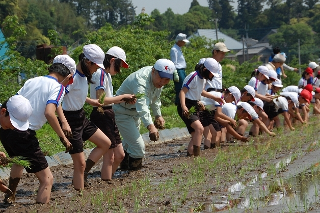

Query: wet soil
[1,127,320,212]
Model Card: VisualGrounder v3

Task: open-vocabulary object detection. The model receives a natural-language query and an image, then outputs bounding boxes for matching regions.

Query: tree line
[1,0,320,57]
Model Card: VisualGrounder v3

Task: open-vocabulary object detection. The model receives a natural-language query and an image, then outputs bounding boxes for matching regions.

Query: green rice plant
[134,196,140,213]
[134,93,144,99]
[0,156,31,168]
[97,92,106,113]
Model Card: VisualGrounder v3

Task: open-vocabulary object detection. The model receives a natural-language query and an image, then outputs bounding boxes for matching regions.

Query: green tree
[219,0,235,29]
[0,15,48,102]
[190,0,200,10]
[268,22,317,63]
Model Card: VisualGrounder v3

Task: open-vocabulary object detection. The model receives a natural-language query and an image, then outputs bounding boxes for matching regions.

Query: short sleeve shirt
[62,70,88,111]
[90,68,113,107]
[222,103,237,119]
[257,81,268,95]
[248,77,259,91]
[17,76,65,130]
[183,71,206,101]
[201,91,222,111]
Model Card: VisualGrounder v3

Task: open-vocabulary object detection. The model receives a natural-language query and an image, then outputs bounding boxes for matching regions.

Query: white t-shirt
[201,91,222,111]
[273,96,288,111]
[248,77,259,91]
[204,61,222,90]
[17,75,65,130]
[313,77,320,87]
[257,81,268,95]
[62,70,88,111]
[90,68,113,107]
[183,71,206,101]
[298,78,307,88]
[222,103,237,119]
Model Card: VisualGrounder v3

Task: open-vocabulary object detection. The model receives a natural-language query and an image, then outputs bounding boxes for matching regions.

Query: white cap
[257,66,269,79]
[273,53,286,63]
[268,69,278,80]
[280,92,299,107]
[244,85,255,101]
[213,42,230,52]
[308,62,318,69]
[6,95,33,131]
[238,102,258,120]
[153,59,175,80]
[83,44,105,69]
[250,97,264,110]
[272,79,283,87]
[198,58,206,65]
[175,33,189,43]
[106,46,129,68]
[53,55,76,75]
[228,86,241,104]
[204,58,220,77]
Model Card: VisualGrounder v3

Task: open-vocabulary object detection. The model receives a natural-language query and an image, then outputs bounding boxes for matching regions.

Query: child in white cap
[61,44,112,191]
[0,95,32,200]
[201,85,248,147]
[89,46,135,183]
[0,56,75,204]
[178,58,226,156]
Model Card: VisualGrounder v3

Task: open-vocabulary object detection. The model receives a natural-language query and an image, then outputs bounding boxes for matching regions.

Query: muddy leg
[84,159,95,188]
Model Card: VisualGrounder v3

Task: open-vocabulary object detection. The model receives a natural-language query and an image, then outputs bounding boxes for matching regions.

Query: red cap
[305,67,314,77]
[300,89,311,103]
[304,84,313,92]
[316,88,320,93]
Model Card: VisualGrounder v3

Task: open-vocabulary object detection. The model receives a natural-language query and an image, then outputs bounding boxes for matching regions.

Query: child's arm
[283,111,294,130]
[45,103,73,152]
[96,89,136,105]
[253,118,276,136]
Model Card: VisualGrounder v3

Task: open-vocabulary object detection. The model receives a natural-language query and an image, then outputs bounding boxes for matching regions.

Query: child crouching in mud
[177,58,224,157]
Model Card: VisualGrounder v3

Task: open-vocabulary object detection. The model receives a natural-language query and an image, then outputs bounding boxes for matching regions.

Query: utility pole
[242,36,245,63]
[214,18,218,41]
[298,39,301,75]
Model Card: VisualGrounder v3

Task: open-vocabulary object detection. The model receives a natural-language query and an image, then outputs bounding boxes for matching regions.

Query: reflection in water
[210,158,320,212]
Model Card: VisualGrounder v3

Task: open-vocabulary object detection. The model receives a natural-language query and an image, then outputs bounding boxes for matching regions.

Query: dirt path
[1,127,320,212]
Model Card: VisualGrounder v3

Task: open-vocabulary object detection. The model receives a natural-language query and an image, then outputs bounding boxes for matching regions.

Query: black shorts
[199,110,221,131]
[90,107,121,149]
[263,102,283,120]
[0,128,48,173]
[63,108,98,154]
[177,99,200,134]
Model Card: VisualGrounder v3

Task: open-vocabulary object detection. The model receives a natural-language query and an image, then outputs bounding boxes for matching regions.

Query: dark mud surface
[1,133,320,212]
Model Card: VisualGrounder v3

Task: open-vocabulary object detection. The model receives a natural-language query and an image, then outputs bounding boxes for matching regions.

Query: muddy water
[216,161,320,212]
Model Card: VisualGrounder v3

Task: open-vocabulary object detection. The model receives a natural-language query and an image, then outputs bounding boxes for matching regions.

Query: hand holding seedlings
[121,93,144,104]
[97,92,106,114]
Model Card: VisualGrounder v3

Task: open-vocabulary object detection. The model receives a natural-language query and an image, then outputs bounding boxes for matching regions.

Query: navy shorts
[90,107,121,149]
[63,108,98,154]
[0,128,48,173]
[177,99,200,134]
[199,109,221,131]
[263,102,283,120]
